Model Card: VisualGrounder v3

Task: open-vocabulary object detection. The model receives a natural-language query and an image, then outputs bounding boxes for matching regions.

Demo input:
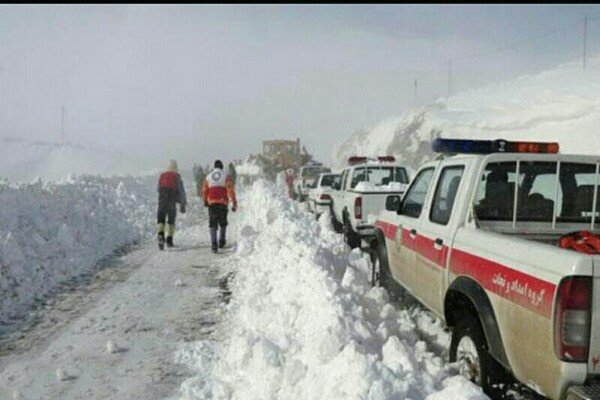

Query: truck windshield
[302,167,330,178]
[350,167,408,188]
[320,174,339,187]
[474,161,599,226]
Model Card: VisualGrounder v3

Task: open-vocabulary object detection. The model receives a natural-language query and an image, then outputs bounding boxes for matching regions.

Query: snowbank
[176,179,486,400]
[0,174,161,322]
[334,55,600,169]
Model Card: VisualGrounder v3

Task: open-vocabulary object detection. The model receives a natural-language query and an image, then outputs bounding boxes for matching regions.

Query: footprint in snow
[106,340,128,354]
[56,367,77,382]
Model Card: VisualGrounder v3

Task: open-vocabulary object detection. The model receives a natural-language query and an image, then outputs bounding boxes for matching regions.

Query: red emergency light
[347,156,396,165]
[432,138,560,154]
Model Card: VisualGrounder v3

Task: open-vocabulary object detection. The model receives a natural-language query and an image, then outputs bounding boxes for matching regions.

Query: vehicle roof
[437,152,600,163]
[345,162,406,169]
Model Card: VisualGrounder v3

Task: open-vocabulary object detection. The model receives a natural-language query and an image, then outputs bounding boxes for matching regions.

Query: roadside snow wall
[177,179,487,400]
[0,174,159,323]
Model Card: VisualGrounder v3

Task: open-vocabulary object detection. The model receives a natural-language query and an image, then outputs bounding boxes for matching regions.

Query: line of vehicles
[297,138,600,400]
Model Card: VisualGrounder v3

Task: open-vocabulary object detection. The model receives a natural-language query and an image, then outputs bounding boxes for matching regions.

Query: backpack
[559,230,600,254]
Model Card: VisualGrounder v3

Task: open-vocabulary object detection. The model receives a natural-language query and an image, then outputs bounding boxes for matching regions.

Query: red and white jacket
[202,168,237,207]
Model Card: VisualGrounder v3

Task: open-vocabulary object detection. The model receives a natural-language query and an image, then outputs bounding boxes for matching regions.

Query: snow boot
[212,246,218,254]
[166,236,174,248]
[158,232,165,251]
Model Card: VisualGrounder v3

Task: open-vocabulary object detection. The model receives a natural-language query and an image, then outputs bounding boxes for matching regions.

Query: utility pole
[414,77,418,105]
[447,59,452,97]
[61,105,66,145]
[583,16,588,71]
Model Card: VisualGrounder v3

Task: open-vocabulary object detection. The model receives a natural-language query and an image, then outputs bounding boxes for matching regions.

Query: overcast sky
[1,4,599,168]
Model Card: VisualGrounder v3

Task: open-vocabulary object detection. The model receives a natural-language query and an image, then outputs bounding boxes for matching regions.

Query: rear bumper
[566,385,600,400]
[356,223,376,238]
[314,201,331,214]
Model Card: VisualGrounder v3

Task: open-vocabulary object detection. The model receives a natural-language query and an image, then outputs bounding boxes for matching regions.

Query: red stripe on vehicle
[450,248,555,318]
[400,229,447,269]
[375,220,397,240]
[415,234,448,269]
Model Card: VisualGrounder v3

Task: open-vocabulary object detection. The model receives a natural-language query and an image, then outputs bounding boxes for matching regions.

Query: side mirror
[332,182,340,190]
[385,195,401,212]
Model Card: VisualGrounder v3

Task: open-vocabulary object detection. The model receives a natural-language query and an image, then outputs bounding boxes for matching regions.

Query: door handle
[434,238,444,250]
[409,228,417,239]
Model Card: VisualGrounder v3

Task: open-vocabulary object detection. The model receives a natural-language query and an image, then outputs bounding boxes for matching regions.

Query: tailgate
[589,257,600,374]
[362,192,403,222]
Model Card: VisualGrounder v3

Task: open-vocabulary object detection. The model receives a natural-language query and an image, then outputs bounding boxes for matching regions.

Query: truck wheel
[343,218,361,249]
[370,239,402,300]
[449,313,500,395]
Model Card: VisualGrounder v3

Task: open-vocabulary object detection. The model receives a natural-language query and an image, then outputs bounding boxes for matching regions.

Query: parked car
[330,156,409,248]
[294,164,331,202]
[370,138,600,399]
[307,172,341,218]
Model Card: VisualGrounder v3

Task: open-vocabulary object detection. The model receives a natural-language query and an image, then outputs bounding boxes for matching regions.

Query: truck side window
[430,166,465,225]
[400,168,435,218]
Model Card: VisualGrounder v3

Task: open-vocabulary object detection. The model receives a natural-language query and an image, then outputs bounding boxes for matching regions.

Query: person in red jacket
[157,160,187,250]
[202,160,237,253]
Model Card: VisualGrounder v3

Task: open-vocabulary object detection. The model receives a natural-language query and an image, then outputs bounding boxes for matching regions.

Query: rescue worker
[194,164,206,198]
[228,162,237,185]
[157,160,187,250]
[285,168,295,199]
[202,160,237,253]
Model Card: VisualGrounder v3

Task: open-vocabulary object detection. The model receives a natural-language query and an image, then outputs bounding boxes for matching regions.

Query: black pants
[157,201,177,226]
[208,204,228,228]
[209,204,228,248]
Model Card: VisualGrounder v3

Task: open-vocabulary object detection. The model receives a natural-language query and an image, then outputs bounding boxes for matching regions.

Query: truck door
[414,162,466,315]
[393,166,436,292]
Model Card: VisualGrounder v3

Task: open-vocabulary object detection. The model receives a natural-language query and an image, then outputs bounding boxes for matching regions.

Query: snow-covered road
[0,223,235,400]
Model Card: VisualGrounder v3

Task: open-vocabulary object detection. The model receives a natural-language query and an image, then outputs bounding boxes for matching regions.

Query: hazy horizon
[1,4,599,172]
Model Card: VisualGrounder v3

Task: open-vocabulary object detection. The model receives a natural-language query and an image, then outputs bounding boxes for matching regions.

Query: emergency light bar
[348,156,396,165]
[432,138,559,154]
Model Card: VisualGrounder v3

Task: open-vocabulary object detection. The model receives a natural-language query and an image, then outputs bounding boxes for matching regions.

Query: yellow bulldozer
[247,138,314,181]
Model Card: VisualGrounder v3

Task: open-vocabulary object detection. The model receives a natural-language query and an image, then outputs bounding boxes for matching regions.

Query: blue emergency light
[432,138,559,154]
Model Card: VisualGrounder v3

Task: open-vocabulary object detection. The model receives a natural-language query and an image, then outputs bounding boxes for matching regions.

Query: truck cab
[294,164,332,202]
[372,139,600,399]
[307,172,341,218]
[330,156,409,248]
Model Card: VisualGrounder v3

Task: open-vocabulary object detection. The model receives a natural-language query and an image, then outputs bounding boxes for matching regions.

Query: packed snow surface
[176,179,486,400]
[0,174,162,323]
[335,56,600,169]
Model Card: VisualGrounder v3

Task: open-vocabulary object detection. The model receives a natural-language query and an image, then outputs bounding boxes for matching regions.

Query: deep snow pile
[0,174,161,322]
[334,56,600,169]
[176,179,486,400]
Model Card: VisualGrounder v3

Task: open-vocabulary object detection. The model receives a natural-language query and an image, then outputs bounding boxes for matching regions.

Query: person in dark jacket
[157,160,187,250]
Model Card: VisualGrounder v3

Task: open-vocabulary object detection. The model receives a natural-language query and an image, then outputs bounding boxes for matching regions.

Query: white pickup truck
[307,172,341,218]
[370,138,600,399]
[294,164,332,202]
[330,157,409,248]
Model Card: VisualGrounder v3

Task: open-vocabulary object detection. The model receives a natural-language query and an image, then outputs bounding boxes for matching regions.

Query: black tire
[343,216,361,249]
[331,209,343,233]
[449,312,508,397]
[370,239,402,299]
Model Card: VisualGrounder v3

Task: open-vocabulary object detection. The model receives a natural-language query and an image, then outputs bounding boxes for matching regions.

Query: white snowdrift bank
[177,179,486,400]
[335,55,600,169]
[0,174,161,322]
